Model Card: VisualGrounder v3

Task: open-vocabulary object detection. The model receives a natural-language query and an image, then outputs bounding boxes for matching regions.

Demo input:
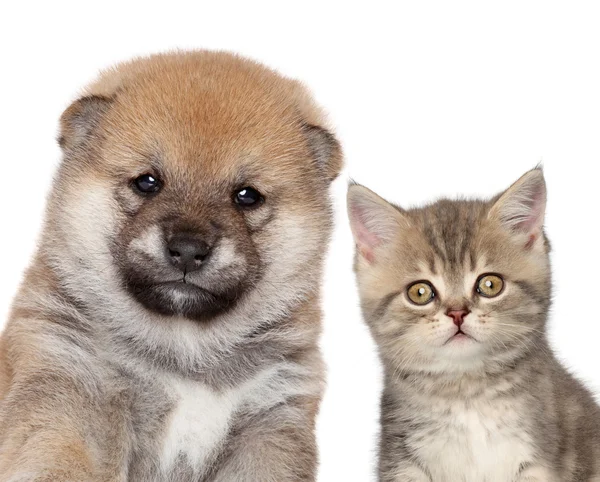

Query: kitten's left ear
[347,184,408,263]
[489,168,547,249]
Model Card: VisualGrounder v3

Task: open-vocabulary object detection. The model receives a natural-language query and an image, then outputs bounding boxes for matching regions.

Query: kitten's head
[348,169,551,375]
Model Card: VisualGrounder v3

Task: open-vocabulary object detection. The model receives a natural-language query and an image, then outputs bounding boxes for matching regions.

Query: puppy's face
[53,54,341,322]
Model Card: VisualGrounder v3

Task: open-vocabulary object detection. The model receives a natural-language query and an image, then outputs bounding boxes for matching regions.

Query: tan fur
[0,51,341,481]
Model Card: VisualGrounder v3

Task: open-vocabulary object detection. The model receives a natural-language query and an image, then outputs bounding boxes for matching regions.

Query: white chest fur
[159,379,236,473]
[157,363,303,475]
[411,396,534,482]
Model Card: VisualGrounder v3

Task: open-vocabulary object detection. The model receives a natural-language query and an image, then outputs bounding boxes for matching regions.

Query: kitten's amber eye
[407,281,435,305]
[476,274,504,298]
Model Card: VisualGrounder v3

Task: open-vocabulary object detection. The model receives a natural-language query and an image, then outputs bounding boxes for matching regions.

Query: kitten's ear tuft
[347,184,406,263]
[58,95,112,151]
[489,168,547,249]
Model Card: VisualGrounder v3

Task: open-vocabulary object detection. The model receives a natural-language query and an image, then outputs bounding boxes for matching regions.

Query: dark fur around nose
[167,234,211,273]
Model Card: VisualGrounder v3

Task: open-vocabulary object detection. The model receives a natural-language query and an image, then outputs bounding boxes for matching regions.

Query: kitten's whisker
[492,322,545,336]
[492,329,536,354]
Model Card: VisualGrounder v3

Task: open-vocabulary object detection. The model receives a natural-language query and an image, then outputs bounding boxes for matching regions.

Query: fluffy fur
[0,51,342,481]
[348,169,600,482]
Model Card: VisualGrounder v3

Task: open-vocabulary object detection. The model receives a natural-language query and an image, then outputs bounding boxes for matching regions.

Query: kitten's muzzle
[446,308,470,328]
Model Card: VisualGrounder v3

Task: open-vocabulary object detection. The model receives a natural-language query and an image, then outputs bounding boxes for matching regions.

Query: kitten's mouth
[445,329,477,344]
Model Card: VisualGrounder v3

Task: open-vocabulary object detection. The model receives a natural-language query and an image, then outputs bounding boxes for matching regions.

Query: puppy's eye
[234,187,263,207]
[133,174,161,194]
[476,274,504,298]
[407,281,436,305]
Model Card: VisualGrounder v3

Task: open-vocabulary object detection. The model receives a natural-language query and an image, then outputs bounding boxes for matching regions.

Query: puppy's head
[51,52,342,323]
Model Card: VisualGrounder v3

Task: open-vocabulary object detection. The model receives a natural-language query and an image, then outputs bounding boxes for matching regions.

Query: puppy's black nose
[167,234,211,273]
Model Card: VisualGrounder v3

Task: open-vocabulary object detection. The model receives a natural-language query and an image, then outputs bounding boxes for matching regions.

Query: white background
[1,2,599,480]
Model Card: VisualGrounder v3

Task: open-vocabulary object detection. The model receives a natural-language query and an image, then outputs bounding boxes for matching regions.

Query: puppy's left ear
[489,167,547,250]
[303,123,343,182]
[58,95,113,151]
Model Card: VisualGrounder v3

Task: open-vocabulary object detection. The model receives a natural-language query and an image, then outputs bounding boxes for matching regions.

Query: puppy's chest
[151,366,288,478]
[408,395,535,482]
[158,380,237,475]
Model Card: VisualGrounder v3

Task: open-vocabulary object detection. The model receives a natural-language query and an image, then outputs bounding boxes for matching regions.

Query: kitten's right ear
[488,168,547,250]
[347,184,407,263]
[58,95,113,151]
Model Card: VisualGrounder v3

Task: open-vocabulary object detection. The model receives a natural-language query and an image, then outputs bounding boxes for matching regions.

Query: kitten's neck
[386,342,552,400]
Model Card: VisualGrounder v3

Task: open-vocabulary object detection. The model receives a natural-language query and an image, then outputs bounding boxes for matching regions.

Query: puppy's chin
[127,280,241,321]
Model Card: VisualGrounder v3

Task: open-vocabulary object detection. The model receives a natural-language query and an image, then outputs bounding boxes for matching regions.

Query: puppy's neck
[107,290,322,387]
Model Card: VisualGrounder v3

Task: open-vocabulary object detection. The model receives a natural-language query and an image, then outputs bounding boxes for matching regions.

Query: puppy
[0,51,342,481]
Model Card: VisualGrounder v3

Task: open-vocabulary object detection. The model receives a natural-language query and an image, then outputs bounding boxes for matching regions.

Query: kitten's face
[348,170,551,374]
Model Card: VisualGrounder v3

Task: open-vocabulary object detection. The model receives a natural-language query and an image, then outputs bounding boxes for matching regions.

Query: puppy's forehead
[92,53,315,178]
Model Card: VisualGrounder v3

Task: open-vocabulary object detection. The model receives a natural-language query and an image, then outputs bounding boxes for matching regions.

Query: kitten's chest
[411,396,534,482]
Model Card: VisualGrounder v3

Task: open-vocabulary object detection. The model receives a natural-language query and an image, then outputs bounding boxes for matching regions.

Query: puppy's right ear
[347,184,407,264]
[303,123,343,182]
[58,95,112,151]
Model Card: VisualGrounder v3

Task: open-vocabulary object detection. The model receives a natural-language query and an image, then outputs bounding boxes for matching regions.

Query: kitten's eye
[407,281,436,305]
[234,187,263,207]
[476,274,504,298]
[133,174,161,194]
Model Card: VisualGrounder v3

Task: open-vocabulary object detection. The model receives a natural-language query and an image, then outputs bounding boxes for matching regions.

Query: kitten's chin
[393,342,488,375]
[401,354,487,376]
[437,337,485,363]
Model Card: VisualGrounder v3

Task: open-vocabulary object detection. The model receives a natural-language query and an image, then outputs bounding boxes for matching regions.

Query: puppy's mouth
[157,278,218,295]
[126,277,241,321]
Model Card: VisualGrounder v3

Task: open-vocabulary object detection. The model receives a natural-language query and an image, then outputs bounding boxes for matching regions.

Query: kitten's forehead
[407,199,492,272]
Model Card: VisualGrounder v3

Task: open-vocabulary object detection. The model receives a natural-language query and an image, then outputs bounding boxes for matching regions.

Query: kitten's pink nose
[446,309,470,327]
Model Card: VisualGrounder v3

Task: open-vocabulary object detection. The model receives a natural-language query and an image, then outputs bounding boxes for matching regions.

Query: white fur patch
[517,465,559,481]
[160,380,234,473]
[61,183,117,265]
[413,397,534,482]
[159,363,304,474]
[129,225,164,261]
[209,238,243,270]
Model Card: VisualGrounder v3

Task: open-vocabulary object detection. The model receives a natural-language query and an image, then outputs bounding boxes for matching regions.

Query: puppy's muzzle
[166,233,211,273]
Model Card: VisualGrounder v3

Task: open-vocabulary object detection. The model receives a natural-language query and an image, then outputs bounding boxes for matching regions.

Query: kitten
[347,168,600,482]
